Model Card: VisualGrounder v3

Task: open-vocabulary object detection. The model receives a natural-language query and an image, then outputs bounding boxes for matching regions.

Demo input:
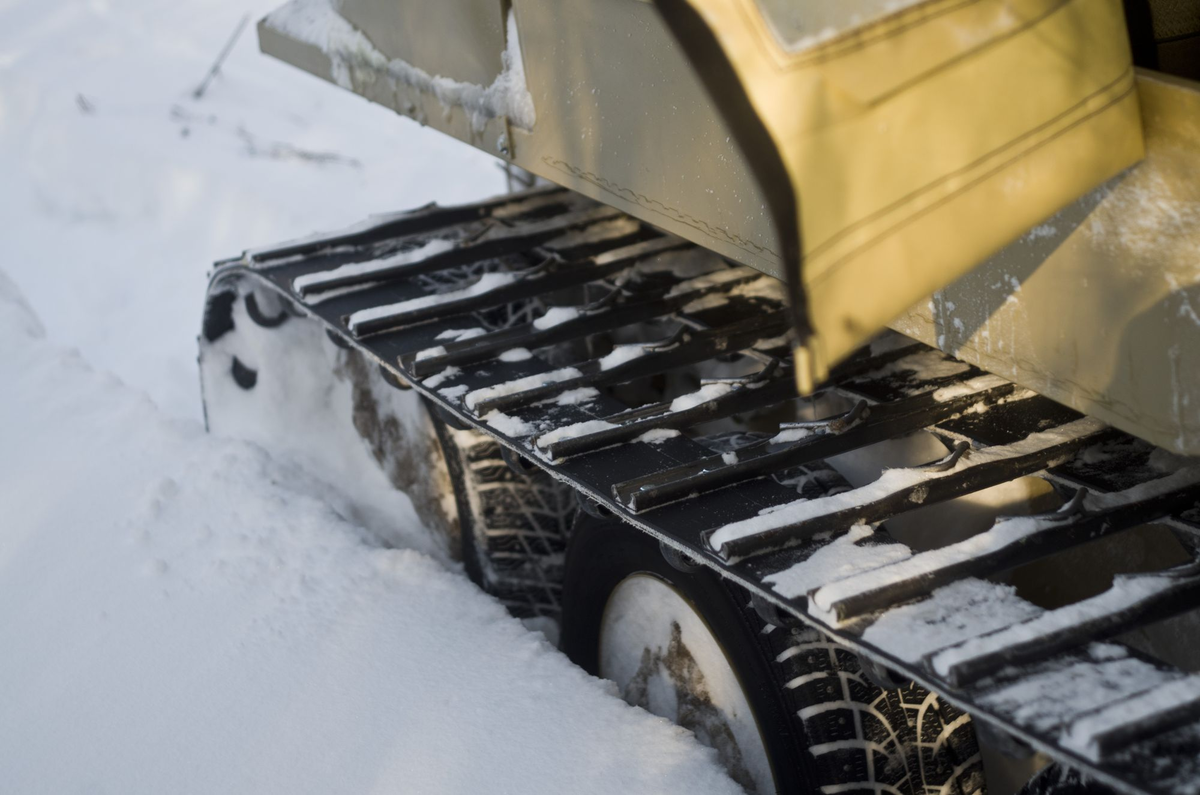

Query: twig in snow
[193,14,250,100]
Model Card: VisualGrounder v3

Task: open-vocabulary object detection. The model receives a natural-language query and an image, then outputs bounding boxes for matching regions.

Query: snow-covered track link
[203,188,1200,795]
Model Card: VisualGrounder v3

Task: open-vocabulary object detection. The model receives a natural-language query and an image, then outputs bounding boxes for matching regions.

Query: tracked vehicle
[200,1,1200,793]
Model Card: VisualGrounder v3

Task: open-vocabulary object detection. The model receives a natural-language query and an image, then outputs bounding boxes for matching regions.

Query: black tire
[561,516,985,795]
[1019,764,1116,795]
[430,410,575,620]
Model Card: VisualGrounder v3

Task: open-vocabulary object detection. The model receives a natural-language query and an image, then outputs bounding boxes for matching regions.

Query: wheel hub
[599,573,777,795]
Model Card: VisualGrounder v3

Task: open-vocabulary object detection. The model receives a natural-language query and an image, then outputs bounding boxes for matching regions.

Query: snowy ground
[0,2,740,792]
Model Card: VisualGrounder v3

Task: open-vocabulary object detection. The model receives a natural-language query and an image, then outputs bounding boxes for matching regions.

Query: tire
[561,515,985,795]
[1018,764,1116,795]
[429,409,575,620]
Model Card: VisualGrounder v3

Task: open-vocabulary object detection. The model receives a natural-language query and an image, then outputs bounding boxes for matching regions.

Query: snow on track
[0,270,742,794]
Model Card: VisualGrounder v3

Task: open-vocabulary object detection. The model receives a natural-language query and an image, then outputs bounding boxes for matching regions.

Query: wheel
[561,515,985,795]
[429,408,576,623]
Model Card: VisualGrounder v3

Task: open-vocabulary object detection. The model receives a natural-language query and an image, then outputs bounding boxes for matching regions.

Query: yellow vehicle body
[258,0,1200,455]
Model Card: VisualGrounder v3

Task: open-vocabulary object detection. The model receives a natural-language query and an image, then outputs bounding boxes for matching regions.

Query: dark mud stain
[335,349,461,559]
[626,621,759,792]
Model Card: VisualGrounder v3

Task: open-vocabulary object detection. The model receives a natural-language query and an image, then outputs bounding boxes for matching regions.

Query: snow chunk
[534,306,581,330]
[601,343,653,370]
[764,525,911,600]
[862,580,1042,661]
[669,383,733,413]
[423,366,461,389]
[482,410,535,436]
[636,428,680,444]
[769,426,814,445]
[931,373,1010,402]
[554,387,599,406]
[499,348,533,362]
[436,327,487,342]
[465,367,582,410]
[875,349,971,381]
[415,345,447,361]
[536,419,618,448]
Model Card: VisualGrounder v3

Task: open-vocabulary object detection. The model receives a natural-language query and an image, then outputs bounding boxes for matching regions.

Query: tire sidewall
[428,406,489,586]
[561,514,816,794]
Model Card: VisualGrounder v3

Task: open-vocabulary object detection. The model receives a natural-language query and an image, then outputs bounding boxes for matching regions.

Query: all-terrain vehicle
[201,1,1200,793]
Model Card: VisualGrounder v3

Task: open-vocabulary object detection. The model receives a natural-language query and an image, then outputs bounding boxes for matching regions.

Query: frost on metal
[465,367,582,411]
[293,238,455,295]
[265,0,537,131]
[347,272,518,333]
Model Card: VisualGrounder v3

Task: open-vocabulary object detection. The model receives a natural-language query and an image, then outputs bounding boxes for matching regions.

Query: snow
[499,347,534,362]
[292,237,456,294]
[931,373,1011,402]
[553,386,600,406]
[423,365,461,389]
[707,416,1105,555]
[0,5,743,791]
[437,326,487,341]
[874,349,972,381]
[1063,676,1200,760]
[347,271,518,333]
[0,0,506,421]
[707,467,930,553]
[600,574,777,794]
[201,285,454,555]
[978,645,1180,736]
[416,344,448,360]
[814,465,1200,627]
[669,383,735,413]
[482,410,536,437]
[0,273,741,794]
[862,580,1043,663]
[928,566,1200,680]
[465,366,582,410]
[769,426,816,445]
[764,525,911,599]
[535,305,583,329]
[601,342,656,370]
[637,428,682,444]
[537,419,619,449]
